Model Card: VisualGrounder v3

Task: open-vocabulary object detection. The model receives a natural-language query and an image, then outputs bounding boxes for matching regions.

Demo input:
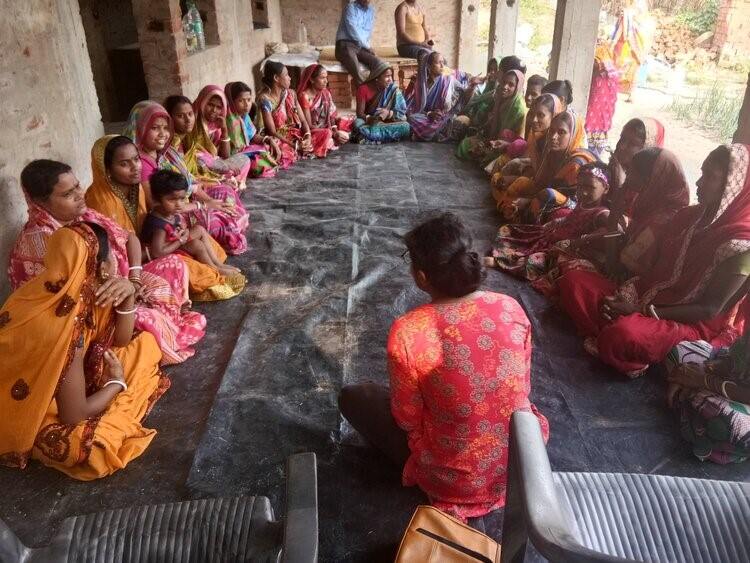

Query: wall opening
[181,0,221,47]
[78,0,149,124]
[251,0,270,30]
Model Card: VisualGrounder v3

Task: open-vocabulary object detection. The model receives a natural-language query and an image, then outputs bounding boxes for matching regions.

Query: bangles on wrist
[103,379,128,392]
[115,307,137,315]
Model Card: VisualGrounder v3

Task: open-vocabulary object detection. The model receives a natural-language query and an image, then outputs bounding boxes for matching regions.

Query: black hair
[104,136,137,171]
[542,79,573,105]
[487,57,498,72]
[228,81,252,101]
[149,169,188,199]
[622,118,647,144]
[404,212,485,298]
[532,92,557,114]
[499,55,526,75]
[527,74,548,90]
[82,221,110,266]
[427,51,442,65]
[263,61,286,88]
[705,145,731,174]
[631,147,662,178]
[579,161,611,186]
[164,95,192,116]
[20,159,72,201]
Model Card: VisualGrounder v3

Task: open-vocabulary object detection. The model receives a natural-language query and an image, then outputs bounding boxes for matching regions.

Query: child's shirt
[141,212,183,245]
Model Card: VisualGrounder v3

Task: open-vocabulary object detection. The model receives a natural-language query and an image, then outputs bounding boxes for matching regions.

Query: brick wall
[0,1,103,300]
[712,0,750,57]
[279,0,465,68]
[133,0,283,105]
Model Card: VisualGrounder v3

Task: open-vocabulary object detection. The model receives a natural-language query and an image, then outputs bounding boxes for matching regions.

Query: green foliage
[675,0,719,36]
[669,82,742,143]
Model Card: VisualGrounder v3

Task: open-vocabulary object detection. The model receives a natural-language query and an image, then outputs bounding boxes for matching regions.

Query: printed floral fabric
[387,291,549,519]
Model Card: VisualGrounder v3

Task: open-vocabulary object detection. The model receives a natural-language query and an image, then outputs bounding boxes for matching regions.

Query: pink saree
[9,202,206,365]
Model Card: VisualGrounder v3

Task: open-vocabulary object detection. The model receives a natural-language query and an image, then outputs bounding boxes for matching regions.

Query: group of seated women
[0,64,370,479]
[2,49,748,534]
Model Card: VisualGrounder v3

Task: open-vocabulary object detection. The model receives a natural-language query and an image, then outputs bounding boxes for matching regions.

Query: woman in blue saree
[354,62,411,144]
[406,51,481,142]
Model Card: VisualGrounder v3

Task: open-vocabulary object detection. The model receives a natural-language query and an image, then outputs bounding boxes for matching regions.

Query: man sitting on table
[335,0,385,86]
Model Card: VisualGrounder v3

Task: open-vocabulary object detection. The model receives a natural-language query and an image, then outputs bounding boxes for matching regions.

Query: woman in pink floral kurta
[388,291,549,519]
[339,212,548,520]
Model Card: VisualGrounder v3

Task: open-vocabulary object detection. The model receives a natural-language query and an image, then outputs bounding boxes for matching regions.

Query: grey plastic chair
[0,452,318,563]
[501,411,750,563]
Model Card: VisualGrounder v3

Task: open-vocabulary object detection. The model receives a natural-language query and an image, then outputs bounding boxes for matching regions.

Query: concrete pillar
[457,0,480,73]
[548,0,602,116]
[734,73,750,144]
[488,0,519,62]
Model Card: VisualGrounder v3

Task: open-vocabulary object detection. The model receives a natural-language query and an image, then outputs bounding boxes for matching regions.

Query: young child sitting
[143,169,241,278]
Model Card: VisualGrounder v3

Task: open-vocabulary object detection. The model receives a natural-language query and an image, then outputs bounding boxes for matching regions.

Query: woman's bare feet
[218,264,242,277]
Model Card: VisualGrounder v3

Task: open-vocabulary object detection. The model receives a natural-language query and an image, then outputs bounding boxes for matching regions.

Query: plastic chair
[501,411,750,563]
[0,452,318,563]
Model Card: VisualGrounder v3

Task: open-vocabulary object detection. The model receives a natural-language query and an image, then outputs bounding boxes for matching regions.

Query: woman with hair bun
[338,212,548,520]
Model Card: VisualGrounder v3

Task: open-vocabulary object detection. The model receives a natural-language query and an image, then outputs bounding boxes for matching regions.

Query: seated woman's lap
[557,269,616,336]
[597,315,702,373]
[338,383,409,468]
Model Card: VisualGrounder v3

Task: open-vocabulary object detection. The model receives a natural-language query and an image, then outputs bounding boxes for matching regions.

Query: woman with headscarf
[495,109,595,224]
[85,135,245,302]
[535,148,689,297]
[612,0,654,102]
[486,161,612,283]
[124,101,249,256]
[405,51,481,142]
[9,159,205,366]
[585,39,620,158]
[222,81,279,178]
[296,64,354,155]
[559,144,750,378]
[353,61,411,144]
[489,92,564,203]
[180,85,252,182]
[455,69,526,165]
[0,223,169,479]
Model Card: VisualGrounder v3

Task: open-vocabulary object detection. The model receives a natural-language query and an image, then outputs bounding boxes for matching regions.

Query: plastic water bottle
[183,15,197,53]
[187,1,205,51]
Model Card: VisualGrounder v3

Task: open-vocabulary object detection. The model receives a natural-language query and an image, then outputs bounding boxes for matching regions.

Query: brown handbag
[395,505,501,562]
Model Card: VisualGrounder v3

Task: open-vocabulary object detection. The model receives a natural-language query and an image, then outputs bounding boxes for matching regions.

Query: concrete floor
[1,142,748,562]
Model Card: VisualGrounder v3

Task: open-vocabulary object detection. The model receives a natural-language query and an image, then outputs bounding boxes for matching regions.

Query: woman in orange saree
[496,108,595,224]
[85,135,245,301]
[0,223,169,480]
[9,159,205,366]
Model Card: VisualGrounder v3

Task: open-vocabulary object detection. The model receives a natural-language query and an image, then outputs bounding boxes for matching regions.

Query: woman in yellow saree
[85,135,245,301]
[0,223,169,480]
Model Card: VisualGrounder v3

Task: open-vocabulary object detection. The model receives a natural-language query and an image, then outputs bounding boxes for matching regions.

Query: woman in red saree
[258,61,314,168]
[585,40,620,158]
[558,144,750,377]
[297,64,354,157]
[10,159,205,366]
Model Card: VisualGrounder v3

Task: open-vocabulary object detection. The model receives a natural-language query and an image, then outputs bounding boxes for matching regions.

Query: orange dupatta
[85,135,243,300]
[0,225,167,479]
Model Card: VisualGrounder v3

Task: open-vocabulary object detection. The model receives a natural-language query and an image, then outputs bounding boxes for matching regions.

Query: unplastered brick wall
[133,0,282,104]
[0,1,103,301]
[280,0,463,67]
